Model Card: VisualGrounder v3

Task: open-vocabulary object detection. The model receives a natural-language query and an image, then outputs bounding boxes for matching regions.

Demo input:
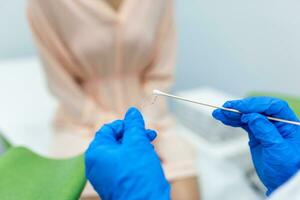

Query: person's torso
[39,0,170,112]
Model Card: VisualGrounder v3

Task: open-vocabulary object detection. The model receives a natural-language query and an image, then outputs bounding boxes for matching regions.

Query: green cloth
[0,147,86,200]
[248,92,300,118]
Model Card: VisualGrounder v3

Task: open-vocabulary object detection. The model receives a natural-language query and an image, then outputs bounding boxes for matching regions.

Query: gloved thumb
[241,113,285,148]
[124,107,145,130]
[123,107,150,145]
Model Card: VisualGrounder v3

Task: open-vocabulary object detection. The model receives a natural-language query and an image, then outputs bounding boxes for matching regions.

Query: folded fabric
[0,147,86,200]
[248,92,300,118]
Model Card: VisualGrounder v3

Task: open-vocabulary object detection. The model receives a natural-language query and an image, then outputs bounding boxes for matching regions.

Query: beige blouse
[27,0,196,181]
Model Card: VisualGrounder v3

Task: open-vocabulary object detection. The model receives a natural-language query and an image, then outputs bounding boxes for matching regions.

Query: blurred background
[1,0,300,96]
[0,1,300,200]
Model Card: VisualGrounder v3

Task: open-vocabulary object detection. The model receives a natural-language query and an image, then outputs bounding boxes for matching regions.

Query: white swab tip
[153,89,163,95]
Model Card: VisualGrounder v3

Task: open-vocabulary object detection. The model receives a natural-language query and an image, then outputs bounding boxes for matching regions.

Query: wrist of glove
[85,108,171,200]
[212,97,300,196]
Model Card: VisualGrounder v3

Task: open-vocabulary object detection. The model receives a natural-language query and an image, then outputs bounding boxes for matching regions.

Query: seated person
[27,0,199,198]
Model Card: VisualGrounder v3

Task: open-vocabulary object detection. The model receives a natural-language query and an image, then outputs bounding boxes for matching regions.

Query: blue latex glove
[85,107,170,200]
[212,97,300,195]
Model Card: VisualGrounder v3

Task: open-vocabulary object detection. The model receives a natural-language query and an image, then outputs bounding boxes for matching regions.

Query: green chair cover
[248,92,300,118]
[0,147,86,200]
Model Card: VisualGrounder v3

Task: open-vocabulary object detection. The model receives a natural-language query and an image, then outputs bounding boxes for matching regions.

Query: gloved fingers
[124,107,145,130]
[212,108,244,127]
[93,120,124,146]
[123,127,151,146]
[213,109,260,147]
[241,113,285,148]
[224,97,298,121]
[145,129,157,142]
[85,120,124,175]
[247,132,260,148]
[123,107,151,145]
[222,101,243,120]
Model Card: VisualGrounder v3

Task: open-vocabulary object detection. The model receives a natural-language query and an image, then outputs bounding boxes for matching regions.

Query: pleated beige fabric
[27,0,197,183]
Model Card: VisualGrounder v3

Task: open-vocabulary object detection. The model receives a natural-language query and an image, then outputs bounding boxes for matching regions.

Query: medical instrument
[153,90,300,126]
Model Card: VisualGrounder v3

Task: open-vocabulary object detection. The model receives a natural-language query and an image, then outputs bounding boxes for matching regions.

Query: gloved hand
[212,97,300,196]
[85,107,170,200]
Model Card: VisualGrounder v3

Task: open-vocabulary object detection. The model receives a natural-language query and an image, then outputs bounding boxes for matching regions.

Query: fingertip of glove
[223,101,232,108]
[224,100,245,111]
[212,109,223,120]
[125,107,142,119]
[146,129,157,141]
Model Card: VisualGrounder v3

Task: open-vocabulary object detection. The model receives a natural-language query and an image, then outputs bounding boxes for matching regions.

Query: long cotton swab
[153,89,300,126]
